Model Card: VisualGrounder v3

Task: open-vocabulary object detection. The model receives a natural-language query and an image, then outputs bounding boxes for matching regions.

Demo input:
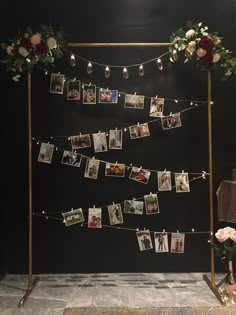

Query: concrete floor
[0,273,236,314]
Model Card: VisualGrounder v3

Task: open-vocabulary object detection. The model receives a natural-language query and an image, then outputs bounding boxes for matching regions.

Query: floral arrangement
[215,227,236,261]
[0,24,66,81]
[169,21,236,80]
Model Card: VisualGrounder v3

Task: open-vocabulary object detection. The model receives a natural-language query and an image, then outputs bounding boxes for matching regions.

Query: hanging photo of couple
[105,163,125,177]
[88,208,102,228]
[149,97,164,117]
[154,232,169,253]
[144,194,160,215]
[61,151,82,167]
[83,84,96,104]
[175,172,190,192]
[84,159,100,180]
[136,230,153,251]
[129,166,151,184]
[124,94,145,109]
[93,132,108,153]
[67,79,81,100]
[99,89,118,103]
[161,113,182,130]
[71,134,91,150]
[50,73,65,95]
[170,232,185,253]
[109,129,123,150]
[38,142,54,164]
[158,171,172,191]
[108,203,123,225]
[129,123,150,139]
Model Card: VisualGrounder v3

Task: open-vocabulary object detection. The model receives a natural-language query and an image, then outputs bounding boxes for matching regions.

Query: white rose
[212,53,221,63]
[47,37,57,49]
[18,46,30,57]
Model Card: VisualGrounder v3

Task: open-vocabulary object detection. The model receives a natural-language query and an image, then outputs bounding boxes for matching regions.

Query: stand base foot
[203,274,226,306]
[18,276,40,308]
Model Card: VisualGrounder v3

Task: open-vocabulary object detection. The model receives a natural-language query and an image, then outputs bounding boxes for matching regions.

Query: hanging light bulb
[105,66,111,78]
[123,67,129,79]
[87,62,93,74]
[157,58,163,70]
[172,49,178,61]
[70,54,76,67]
[139,64,144,77]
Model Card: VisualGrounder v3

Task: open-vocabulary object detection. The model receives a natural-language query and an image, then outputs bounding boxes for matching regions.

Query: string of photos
[33,200,212,255]
[49,71,209,107]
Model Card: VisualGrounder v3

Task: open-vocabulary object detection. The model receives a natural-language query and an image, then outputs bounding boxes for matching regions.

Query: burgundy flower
[199,37,213,50]
[21,38,32,50]
[35,43,47,55]
[202,53,213,64]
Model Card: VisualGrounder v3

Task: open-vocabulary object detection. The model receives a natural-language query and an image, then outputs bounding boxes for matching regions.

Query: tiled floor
[0,273,235,314]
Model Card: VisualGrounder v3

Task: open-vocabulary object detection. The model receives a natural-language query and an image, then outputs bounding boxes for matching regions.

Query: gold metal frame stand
[19,43,219,306]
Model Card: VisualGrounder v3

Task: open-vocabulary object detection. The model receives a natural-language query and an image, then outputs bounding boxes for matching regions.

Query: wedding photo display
[144,194,160,215]
[105,163,125,177]
[99,89,118,103]
[71,134,91,150]
[93,132,108,153]
[149,97,164,117]
[50,73,65,94]
[83,84,96,104]
[88,208,102,228]
[38,142,54,164]
[129,123,150,139]
[170,233,185,253]
[154,232,169,253]
[174,172,190,192]
[157,171,172,191]
[124,200,144,215]
[161,113,182,130]
[61,151,82,167]
[124,94,145,109]
[108,203,124,225]
[84,159,100,179]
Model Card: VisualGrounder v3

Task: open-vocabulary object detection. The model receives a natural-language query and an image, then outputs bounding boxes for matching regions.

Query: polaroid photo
[170,232,185,253]
[108,204,123,225]
[88,208,102,228]
[93,132,108,153]
[83,84,96,104]
[149,97,164,117]
[84,158,100,180]
[154,232,169,253]
[129,166,151,184]
[99,89,118,103]
[136,230,153,251]
[50,73,65,94]
[161,113,182,130]
[38,142,54,164]
[61,150,82,167]
[105,163,125,177]
[71,134,91,150]
[124,94,145,109]
[158,171,172,191]
[144,194,160,215]
[109,129,123,150]
[62,208,85,226]
[67,79,81,100]
[129,123,150,139]
[124,200,144,215]
[175,172,190,192]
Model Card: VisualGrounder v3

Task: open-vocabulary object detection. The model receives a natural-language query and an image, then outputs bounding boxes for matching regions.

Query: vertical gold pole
[208,68,215,286]
[19,72,39,308]
[27,71,33,290]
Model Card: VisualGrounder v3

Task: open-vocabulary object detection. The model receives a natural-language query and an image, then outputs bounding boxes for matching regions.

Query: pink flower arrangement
[170,21,236,80]
[215,227,236,260]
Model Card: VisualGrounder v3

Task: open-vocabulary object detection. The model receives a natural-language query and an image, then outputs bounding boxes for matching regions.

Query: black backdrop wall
[1,0,236,274]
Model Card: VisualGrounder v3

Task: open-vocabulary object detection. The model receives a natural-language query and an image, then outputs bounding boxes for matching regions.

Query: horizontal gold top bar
[67,42,171,47]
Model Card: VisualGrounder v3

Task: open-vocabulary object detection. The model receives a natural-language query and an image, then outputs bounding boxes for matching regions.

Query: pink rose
[30,33,41,46]
[215,228,229,242]
[230,231,236,242]
[185,29,195,39]
[224,227,235,237]
[196,48,207,58]
[188,41,196,48]
[214,38,221,46]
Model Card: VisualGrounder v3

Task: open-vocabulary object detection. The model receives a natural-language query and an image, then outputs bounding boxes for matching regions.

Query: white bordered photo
[105,163,125,177]
[161,113,182,130]
[109,129,123,150]
[124,200,144,215]
[149,97,164,117]
[61,150,82,167]
[62,208,85,226]
[67,79,81,100]
[129,166,151,184]
[38,142,54,164]
[50,73,65,94]
[157,171,172,191]
[124,94,145,109]
[88,208,102,228]
[175,172,190,192]
[93,132,108,153]
[136,230,153,251]
[170,232,185,253]
[83,84,96,104]
[99,89,118,103]
[154,232,169,253]
[144,193,160,215]
[129,123,150,139]
[84,158,100,180]
[107,203,123,225]
[71,134,91,150]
